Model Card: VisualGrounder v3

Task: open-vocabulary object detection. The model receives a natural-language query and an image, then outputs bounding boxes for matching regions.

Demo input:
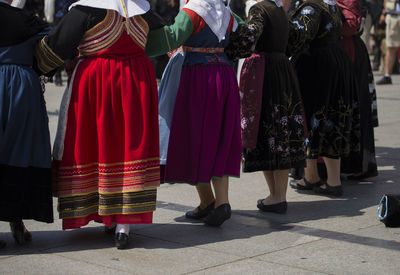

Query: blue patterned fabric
[158,51,186,165]
[0,34,51,168]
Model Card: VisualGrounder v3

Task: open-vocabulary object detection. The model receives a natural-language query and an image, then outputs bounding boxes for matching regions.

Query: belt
[168,46,224,57]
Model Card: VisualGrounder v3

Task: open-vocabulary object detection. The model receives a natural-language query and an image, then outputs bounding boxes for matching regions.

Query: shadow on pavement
[0,147,399,255]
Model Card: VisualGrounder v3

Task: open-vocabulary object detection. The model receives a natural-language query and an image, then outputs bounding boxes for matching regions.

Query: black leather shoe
[115,233,129,249]
[290,178,323,190]
[347,170,378,180]
[204,203,231,226]
[376,76,392,85]
[0,240,6,249]
[104,224,116,234]
[313,184,343,197]
[257,200,287,214]
[10,221,31,245]
[185,201,215,220]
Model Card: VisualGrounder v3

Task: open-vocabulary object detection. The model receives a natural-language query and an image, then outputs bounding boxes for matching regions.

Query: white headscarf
[69,0,150,17]
[184,0,238,41]
[11,0,26,8]
[44,0,55,23]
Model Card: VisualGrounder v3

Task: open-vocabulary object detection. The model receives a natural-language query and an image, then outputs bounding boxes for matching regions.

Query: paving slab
[136,215,320,258]
[256,237,400,274]
[188,258,324,275]
[0,253,130,275]
[42,234,241,275]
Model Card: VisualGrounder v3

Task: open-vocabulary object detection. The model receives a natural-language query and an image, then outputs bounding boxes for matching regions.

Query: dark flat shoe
[257,200,287,214]
[347,170,378,180]
[104,224,117,234]
[0,240,6,249]
[313,184,343,197]
[290,178,323,190]
[204,203,231,227]
[10,221,31,245]
[185,201,215,220]
[115,233,129,250]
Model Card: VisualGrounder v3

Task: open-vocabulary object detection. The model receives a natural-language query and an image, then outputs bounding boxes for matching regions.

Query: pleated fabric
[295,44,360,159]
[243,53,306,172]
[52,13,160,230]
[341,36,378,176]
[0,34,53,223]
[163,64,242,185]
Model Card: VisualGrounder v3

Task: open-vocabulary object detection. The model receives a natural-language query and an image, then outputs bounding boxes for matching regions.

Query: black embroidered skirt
[295,44,360,159]
[243,53,306,172]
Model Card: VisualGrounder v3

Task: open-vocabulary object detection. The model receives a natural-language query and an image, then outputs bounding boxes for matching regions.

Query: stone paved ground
[0,74,399,275]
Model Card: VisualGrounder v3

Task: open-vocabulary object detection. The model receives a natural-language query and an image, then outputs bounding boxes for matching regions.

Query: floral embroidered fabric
[227,0,306,171]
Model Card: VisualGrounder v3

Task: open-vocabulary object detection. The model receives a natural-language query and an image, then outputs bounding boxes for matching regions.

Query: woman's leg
[257,170,288,213]
[263,170,276,200]
[185,183,215,219]
[322,157,341,187]
[196,184,215,210]
[9,220,31,245]
[313,157,343,196]
[262,170,288,204]
[296,159,320,186]
[272,169,289,202]
[204,176,231,226]
[211,176,229,207]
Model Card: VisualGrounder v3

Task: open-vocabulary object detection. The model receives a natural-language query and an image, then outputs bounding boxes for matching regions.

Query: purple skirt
[163,64,241,185]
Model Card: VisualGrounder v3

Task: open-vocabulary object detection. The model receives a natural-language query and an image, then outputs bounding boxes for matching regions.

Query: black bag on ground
[378,194,400,227]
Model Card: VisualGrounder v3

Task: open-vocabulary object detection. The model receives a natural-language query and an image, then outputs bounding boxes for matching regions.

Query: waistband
[168,46,224,58]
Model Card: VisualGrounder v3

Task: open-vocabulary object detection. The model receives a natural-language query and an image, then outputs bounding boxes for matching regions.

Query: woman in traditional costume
[336,0,379,180]
[0,0,53,247]
[225,0,306,214]
[146,0,242,226]
[35,0,163,249]
[287,0,360,196]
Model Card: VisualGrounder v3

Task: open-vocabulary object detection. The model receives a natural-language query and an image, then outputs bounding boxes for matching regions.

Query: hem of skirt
[0,216,53,223]
[164,174,240,186]
[243,161,306,173]
[306,154,342,159]
[61,212,154,230]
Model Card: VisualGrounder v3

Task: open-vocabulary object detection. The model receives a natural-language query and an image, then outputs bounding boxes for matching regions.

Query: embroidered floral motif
[301,6,315,15]
[323,0,336,6]
[306,98,360,158]
[293,20,305,30]
[244,98,306,171]
[294,114,303,123]
[241,117,249,130]
[325,22,333,31]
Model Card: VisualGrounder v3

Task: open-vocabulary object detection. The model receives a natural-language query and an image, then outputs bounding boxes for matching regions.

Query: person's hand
[281,0,291,12]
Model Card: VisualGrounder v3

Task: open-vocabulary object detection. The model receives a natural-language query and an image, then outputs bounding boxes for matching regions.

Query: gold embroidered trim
[58,184,160,197]
[34,36,64,74]
[127,15,149,49]
[57,157,159,170]
[58,167,159,179]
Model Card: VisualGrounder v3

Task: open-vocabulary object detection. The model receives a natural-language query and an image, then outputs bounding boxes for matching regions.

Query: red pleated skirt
[53,38,160,230]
